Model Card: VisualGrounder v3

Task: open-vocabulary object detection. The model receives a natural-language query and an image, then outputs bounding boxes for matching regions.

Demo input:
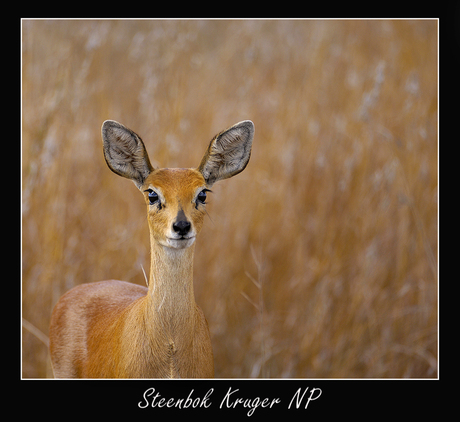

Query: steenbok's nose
[173,220,191,236]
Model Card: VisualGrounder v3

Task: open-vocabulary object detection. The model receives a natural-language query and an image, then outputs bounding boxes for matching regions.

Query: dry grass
[21,19,438,378]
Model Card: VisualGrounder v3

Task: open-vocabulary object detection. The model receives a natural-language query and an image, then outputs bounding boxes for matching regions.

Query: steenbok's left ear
[198,120,254,187]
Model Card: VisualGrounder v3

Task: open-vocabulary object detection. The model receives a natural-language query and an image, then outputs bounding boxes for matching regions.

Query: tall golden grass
[22,19,438,378]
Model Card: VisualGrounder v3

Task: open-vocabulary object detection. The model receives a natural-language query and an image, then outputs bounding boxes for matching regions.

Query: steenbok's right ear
[102,120,154,189]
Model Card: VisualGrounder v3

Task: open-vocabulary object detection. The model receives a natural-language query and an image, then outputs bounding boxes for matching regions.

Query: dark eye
[196,189,209,205]
[145,189,159,206]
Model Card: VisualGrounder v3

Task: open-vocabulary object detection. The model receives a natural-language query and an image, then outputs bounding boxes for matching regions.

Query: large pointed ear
[101,120,154,189]
[198,120,254,187]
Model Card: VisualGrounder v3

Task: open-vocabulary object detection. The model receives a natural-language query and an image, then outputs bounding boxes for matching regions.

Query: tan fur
[49,120,254,378]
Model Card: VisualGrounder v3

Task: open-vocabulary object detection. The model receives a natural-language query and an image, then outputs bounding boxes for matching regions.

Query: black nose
[173,220,191,236]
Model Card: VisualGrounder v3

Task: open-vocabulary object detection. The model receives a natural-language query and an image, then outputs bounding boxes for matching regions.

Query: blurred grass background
[21,19,437,378]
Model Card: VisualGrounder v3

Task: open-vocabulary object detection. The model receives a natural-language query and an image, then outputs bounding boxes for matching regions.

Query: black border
[18,10,447,417]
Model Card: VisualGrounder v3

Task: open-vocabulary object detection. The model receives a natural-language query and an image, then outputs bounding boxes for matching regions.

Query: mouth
[165,236,196,249]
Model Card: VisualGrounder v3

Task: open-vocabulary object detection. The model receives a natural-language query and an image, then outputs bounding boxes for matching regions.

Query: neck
[146,238,197,339]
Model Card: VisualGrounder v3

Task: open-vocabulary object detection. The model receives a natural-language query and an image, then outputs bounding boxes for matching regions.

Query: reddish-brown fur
[49,120,254,378]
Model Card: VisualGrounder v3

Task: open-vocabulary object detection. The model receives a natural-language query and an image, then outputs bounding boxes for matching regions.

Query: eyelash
[196,189,210,206]
[144,189,161,208]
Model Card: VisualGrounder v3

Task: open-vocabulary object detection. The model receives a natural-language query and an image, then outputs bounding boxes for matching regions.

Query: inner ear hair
[102,120,154,189]
[198,120,254,186]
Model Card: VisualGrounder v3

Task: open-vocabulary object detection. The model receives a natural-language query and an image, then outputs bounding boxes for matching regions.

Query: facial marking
[142,169,208,249]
